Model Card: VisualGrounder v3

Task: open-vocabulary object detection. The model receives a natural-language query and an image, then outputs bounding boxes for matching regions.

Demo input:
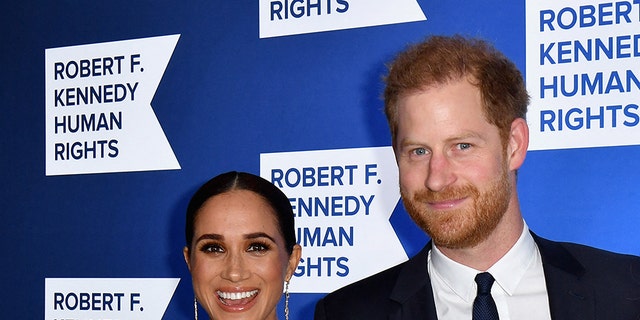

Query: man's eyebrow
[398,131,484,147]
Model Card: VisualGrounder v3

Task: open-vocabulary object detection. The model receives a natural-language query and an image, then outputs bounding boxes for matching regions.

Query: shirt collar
[428,222,536,301]
[488,223,536,295]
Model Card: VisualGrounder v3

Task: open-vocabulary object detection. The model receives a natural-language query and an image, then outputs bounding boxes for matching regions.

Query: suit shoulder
[558,241,640,266]
[543,238,640,283]
[535,233,640,267]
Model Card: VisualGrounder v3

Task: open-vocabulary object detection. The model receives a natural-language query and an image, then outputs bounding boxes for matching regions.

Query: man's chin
[432,235,483,250]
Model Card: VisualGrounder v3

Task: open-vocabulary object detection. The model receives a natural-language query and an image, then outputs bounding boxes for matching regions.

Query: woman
[183,171,302,320]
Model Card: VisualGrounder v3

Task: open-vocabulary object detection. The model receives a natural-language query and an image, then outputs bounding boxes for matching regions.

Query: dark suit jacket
[314,233,640,319]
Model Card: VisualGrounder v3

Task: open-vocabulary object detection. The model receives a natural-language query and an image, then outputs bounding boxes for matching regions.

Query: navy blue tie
[473,272,499,320]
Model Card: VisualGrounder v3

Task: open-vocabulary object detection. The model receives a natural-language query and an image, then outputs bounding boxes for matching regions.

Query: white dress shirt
[428,222,552,320]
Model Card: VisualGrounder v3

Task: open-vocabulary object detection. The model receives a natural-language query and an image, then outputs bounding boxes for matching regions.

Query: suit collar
[388,243,438,319]
[532,232,585,277]
[532,232,596,320]
[390,243,431,302]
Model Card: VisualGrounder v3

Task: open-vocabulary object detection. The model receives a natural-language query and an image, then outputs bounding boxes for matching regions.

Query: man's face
[394,79,513,249]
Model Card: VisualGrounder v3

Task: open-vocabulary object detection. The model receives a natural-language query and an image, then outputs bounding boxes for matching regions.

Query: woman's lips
[216,289,259,312]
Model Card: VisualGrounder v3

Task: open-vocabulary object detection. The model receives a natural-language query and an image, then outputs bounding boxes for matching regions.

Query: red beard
[401,167,511,249]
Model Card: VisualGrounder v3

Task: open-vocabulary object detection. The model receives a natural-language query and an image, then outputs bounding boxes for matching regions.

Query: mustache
[411,184,480,203]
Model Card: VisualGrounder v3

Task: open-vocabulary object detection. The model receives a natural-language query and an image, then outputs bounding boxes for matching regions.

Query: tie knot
[475,272,495,295]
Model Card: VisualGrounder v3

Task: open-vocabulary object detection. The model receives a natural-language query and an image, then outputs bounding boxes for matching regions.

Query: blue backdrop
[2,1,638,319]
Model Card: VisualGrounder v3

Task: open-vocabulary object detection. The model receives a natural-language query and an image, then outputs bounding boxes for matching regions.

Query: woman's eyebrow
[244,232,276,243]
[195,233,223,242]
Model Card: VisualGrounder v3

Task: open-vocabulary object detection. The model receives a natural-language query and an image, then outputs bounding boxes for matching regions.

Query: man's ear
[507,118,529,171]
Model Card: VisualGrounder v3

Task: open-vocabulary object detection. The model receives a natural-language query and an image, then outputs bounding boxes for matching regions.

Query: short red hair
[384,35,529,146]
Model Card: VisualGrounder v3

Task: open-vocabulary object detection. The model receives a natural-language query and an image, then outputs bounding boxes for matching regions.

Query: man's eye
[458,143,471,150]
[412,148,427,156]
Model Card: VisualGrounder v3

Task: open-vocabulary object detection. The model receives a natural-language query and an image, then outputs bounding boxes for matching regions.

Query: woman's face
[184,189,300,320]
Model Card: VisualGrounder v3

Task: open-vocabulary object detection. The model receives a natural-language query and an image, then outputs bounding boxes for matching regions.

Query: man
[314,35,640,319]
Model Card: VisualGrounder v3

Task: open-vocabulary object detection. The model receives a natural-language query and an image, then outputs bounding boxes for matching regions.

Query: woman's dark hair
[185,171,296,255]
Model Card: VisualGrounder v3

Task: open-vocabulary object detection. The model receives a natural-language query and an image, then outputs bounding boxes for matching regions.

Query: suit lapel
[389,243,439,320]
[385,234,599,320]
[533,233,596,320]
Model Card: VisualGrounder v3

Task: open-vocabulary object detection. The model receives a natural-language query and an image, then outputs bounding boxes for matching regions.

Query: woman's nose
[221,252,250,282]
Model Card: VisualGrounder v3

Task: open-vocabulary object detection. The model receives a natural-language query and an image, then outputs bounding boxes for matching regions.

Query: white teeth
[217,290,258,300]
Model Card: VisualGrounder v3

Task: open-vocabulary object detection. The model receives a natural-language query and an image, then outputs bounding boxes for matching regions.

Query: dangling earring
[284,280,290,320]
[194,296,198,320]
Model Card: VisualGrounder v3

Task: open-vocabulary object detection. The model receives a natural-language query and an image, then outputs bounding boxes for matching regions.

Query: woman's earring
[284,280,290,320]
[194,296,198,320]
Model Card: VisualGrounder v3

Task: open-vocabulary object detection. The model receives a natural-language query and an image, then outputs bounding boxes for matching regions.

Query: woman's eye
[201,244,224,253]
[247,242,269,253]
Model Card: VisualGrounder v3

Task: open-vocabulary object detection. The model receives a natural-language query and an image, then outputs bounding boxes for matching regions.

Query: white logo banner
[526,0,640,150]
[260,146,406,293]
[45,35,181,175]
[259,0,426,38]
[45,278,179,320]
